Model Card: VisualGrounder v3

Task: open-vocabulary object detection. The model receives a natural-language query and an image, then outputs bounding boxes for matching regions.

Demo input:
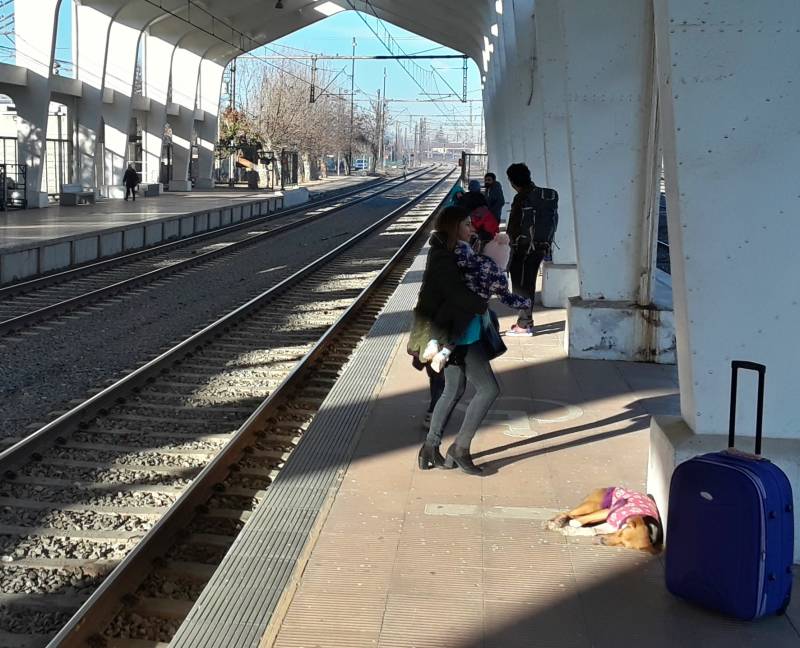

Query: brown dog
[546,486,663,554]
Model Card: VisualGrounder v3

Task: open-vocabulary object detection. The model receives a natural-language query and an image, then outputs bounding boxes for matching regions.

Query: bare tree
[226,57,384,181]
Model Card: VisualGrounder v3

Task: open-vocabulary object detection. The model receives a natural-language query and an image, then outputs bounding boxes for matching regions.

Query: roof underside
[92,0,490,66]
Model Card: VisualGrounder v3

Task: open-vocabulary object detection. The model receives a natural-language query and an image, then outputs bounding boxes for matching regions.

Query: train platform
[171,242,800,648]
[0,174,377,285]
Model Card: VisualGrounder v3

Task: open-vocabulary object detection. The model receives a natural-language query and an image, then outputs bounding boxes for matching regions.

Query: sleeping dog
[546,487,663,554]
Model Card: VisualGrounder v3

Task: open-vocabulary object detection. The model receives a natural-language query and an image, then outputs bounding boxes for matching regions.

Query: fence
[0,136,72,201]
[459,151,488,187]
[280,150,299,189]
[0,163,27,209]
[43,138,71,196]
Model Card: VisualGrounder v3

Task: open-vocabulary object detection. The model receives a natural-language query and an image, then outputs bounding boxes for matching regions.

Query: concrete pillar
[647,0,800,560]
[168,44,202,191]
[74,3,113,190]
[488,22,513,182]
[142,32,172,185]
[534,0,579,308]
[194,57,225,190]
[101,13,144,196]
[13,0,59,207]
[482,74,500,180]
[560,0,673,362]
[495,6,518,177]
[512,0,545,175]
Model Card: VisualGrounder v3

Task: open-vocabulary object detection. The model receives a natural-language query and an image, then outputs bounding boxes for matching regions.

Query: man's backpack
[518,186,559,256]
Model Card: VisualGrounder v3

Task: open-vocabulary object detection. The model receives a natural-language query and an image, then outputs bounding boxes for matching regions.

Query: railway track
[0,169,453,648]
[0,169,432,337]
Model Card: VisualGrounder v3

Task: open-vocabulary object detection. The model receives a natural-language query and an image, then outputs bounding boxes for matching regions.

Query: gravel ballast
[0,180,433,443]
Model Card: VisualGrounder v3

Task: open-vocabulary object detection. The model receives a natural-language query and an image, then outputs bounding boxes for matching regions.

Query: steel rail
[0,169,433,336]
[44,168,453,648]
[0,174,397,299]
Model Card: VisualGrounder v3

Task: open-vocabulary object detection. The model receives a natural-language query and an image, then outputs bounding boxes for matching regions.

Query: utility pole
[230,57,237,110]
[375,88,381,173]
[413,121,419,168]
[478,100,485,154]
[379,67,386,171]
[348,36,356,175]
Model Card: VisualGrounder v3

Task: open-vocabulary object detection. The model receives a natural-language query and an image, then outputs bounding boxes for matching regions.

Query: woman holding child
[407,206,530,475]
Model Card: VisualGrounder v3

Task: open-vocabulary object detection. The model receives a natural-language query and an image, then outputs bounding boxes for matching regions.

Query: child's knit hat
[482,233,510,269]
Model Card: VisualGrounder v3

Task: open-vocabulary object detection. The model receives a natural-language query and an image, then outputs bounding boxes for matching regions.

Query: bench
[142,183,162,198]
[59,184,96,206]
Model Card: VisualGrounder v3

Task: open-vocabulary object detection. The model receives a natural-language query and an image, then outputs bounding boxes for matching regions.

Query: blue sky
[48,5,480,136]
[261,11,483,138]
[54,1,73,65]
[270,11,482,103]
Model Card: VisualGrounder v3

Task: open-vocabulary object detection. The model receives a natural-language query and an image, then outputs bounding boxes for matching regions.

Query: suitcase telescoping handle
[728,360,766,455]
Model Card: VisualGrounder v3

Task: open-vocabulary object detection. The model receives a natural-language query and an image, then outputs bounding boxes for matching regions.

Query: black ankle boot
[444,444,483,475]
[418,443,447,470]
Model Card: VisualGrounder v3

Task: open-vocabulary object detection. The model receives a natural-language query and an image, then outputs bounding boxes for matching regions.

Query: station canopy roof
[96,0,490,66]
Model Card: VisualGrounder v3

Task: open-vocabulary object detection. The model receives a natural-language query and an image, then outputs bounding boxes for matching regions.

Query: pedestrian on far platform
[123,163,140,201]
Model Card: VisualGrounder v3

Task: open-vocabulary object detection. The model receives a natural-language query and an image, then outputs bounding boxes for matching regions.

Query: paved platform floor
[0,174,374,252]
[267,305,800,647]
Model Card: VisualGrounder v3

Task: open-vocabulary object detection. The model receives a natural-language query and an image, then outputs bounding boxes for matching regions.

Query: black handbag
[481,309,507,360]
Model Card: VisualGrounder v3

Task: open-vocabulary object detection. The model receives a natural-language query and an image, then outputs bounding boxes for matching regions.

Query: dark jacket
[457,190,488,214]
[407,233,487,356]
[506,183,535,243]
[485,182,505,221]
[123,168,140,188]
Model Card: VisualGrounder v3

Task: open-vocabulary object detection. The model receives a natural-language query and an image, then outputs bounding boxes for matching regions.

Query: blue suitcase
[665,361,794,620]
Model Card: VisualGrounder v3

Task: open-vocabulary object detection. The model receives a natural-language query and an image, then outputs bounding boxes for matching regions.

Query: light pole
[348,37,356,175]
[379,67,386,171]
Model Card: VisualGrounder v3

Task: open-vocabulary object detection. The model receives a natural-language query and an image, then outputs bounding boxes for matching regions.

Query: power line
[345,1,467,137]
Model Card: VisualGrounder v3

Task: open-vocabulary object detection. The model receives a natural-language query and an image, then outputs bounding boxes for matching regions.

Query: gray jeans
[425,342,500,449]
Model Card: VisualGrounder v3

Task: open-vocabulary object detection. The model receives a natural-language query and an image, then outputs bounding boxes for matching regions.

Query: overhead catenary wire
[344,0,469,140]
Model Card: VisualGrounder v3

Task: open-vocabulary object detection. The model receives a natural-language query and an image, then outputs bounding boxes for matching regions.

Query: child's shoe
[505,324,533,337]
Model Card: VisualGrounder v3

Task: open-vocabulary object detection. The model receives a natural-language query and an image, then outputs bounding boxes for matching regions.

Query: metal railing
[459,151,488,186]
[0,163,27,209]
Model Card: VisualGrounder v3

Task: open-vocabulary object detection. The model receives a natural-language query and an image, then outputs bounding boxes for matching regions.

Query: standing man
[123,163,140,201]
[483,172,505,223]
[505,163,559,336]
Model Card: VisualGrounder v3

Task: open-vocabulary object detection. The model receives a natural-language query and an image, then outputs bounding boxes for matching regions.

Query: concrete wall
[74,4,112,190]
[534,0,579,307]
[141,32,173,186]
[101,10,146,195]
[0,194,284,284]
[12,0,60,207]
[654,0,800,439]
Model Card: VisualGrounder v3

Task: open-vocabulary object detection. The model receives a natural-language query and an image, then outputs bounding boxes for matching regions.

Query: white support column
[560,0,673,362]
[101,14,144,197]
[142,32,172,185]
[13,0,59,207]
[482,74,499,178]
[511,0,545,175]
[194,57,225,190]
[74,3,113,191]
[168,45,202,191]
[488,23,513,181]
[495,5,519,177]
[534,0,579,307]
[647,0,800,560]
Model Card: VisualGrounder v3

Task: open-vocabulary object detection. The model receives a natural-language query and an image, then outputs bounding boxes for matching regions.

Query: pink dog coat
[603,487,660,530]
